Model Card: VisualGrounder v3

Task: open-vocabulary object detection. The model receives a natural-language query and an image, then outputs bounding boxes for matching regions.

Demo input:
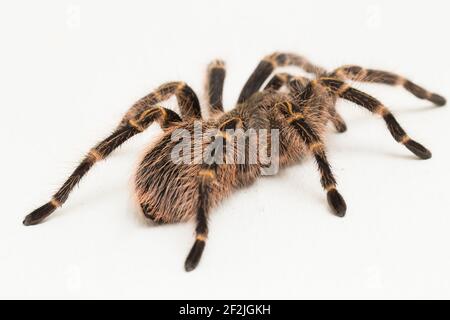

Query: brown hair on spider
[23,52,446,272]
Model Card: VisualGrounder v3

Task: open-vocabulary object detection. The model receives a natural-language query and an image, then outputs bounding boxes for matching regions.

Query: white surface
[1,0,449,299]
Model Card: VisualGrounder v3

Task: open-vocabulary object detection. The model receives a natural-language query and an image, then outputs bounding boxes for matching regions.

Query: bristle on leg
[23,201,58,226]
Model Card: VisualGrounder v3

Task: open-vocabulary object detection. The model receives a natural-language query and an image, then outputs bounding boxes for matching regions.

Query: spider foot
[23,202,57,226]
[404,140,432,160]
[184,239,206,272]
[327,188,347,217]
[430,93,446,107]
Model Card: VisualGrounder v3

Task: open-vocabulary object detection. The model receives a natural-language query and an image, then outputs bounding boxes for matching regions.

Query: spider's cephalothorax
[24,53,446,271]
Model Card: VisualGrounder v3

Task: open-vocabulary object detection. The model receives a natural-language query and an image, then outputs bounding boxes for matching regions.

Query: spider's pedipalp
[332,65,446,107]
[319,78,433,159]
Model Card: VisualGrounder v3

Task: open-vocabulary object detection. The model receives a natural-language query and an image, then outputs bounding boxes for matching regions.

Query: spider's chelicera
[24,52,446,271]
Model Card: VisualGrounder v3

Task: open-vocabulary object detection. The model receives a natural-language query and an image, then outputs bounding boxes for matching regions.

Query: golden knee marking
[356,68,368,81]
[336,66,367,81]
[158,106,167,119]
[326,185,337,192]
[275,101,304,122]
[334,69,345,79]
[196,234,207,241]
[375,105,389,116]
[309,142,324,153]
[337,83,350,96]
[396,76,407,86]
[153,90,162,100]
[50,198,61,208]
[263,53,277,67]
[88,149,103,162]
[176,81,186,92]
[129,119,145,132]
[198,169,216,180]
[217,131,231,141]
[400,135,411,144]
[288,113,305,123]
[139,106,166,122]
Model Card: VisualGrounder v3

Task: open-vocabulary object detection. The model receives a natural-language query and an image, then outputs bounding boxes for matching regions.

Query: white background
[1,0,449,299]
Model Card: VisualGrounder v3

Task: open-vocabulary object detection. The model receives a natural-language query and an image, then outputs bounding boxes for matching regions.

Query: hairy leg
[23,81,193,225]
[319,78,436,159]
[277,100,347,217]
[205,60,226,116]
[331,65,446,106]
[238,52,326,103]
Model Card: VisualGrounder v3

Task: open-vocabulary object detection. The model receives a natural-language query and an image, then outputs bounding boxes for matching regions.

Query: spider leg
[204,59,226,116]
[265,73,347,133]
[121,81,202,124]
[331,65,446,107]
[328,107,348,133]
[238,52,326,103]
[319,78,434,159]
[22,81,199,226]
[277,100,346,217]
[185,117,242,271]
[184,164,214,272]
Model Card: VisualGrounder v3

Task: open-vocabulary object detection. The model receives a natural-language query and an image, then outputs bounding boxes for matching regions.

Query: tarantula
[24,52,446,271]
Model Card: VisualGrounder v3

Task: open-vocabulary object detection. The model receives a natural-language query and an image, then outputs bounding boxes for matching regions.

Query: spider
[24,52,446,271]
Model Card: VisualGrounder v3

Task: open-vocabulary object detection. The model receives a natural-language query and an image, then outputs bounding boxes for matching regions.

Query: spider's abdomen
[133,123,261,224]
